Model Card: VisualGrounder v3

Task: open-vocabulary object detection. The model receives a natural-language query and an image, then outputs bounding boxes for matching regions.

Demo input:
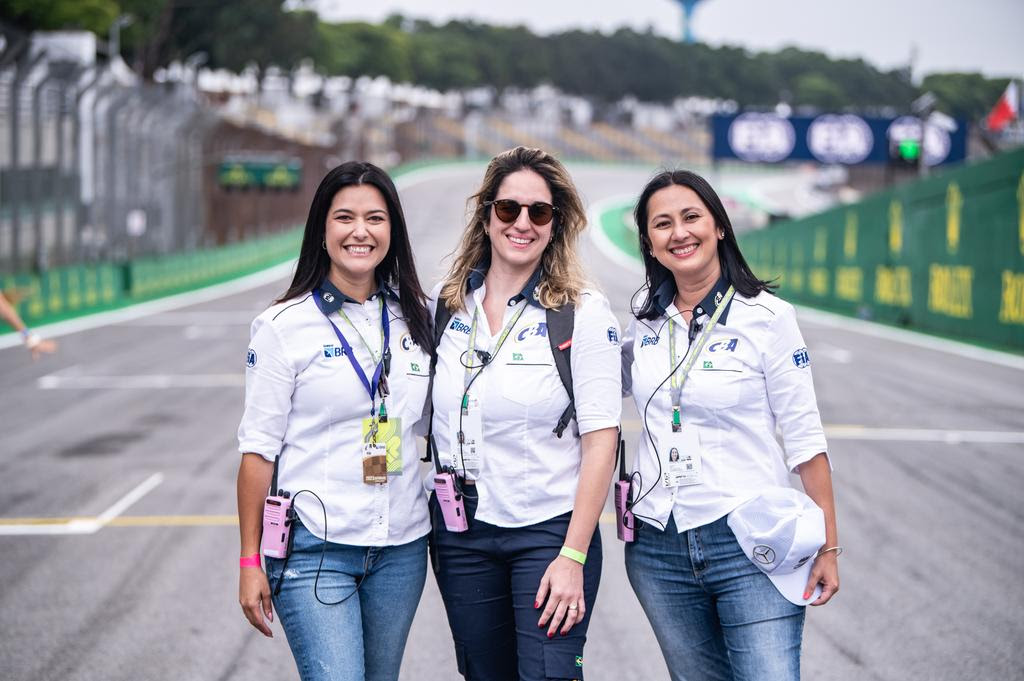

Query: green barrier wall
[740,149,1024,352]
[2,227,301,332]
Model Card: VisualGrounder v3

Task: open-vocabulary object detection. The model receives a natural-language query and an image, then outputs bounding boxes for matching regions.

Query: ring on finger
[567,602,578,611]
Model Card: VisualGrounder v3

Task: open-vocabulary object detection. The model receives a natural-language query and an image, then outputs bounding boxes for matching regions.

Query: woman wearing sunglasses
[428,147,621,680]
[237,162,433,681]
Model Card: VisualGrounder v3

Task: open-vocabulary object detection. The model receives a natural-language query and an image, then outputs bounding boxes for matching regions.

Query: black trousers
[429,493,602,681]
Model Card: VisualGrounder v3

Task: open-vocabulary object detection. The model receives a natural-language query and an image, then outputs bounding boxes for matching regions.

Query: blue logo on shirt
[449,318,471,334]
[792,347,811,368]
[640,335,660,347]
[708,338,739,353]
[323,344,345,358]
[246,348,257,367]
[516,322,548,342]
[607,327,619,345]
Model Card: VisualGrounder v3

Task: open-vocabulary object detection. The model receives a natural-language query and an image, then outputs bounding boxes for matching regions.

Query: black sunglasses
[484,199,558,226]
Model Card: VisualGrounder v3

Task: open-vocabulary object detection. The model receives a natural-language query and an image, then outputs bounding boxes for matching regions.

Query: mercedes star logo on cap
[752,545,776,565]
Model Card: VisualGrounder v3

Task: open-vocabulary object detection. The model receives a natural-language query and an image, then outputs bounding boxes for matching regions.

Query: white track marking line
[795,306,1024,371]
[0,164,481,352]
[0,260,297,350]
[587,195,644,274]
[619,419,1024,443]
[824,426,1024,444]
[0,472,164,536]
[37,373,244,389]
[815,343,853,364]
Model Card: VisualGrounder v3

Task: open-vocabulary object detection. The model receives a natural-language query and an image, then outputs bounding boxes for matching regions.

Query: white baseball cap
[727,487,825,606]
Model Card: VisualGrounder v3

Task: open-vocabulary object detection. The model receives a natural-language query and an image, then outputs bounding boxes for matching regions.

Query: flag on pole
[986,81,1019,132]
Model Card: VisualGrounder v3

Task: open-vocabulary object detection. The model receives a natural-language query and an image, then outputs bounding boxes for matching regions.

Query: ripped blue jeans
[265,521,427,681]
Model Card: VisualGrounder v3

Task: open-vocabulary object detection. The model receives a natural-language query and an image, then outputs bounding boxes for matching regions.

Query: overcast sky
[314,0,1023,80]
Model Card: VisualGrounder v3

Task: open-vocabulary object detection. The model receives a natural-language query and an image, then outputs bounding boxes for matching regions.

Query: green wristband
[559,546,587,565]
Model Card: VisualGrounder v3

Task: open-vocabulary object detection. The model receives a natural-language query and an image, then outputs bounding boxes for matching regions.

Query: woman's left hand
[804,551,839,605]
[535,555,585,637]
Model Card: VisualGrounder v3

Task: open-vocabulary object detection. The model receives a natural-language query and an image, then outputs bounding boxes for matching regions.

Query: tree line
[1,0,1010,121]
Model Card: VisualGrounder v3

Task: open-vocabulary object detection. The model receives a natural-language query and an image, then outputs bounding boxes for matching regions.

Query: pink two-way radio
[614,439,635,543]
[434,472,469,532]
[261,492,293,559]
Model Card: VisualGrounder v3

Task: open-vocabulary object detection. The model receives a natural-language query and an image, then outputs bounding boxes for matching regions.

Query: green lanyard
[667,286,735,429]
[337,298,385,364]
[462,300,528,407]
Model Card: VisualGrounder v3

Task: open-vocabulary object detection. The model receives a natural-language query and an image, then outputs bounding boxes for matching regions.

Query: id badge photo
[655,425,703,488]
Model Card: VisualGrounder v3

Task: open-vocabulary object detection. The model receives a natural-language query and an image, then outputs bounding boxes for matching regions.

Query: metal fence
[0,49,215,275]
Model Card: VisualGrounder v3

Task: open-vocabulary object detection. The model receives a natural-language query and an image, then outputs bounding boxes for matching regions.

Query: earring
[322,239,326,249]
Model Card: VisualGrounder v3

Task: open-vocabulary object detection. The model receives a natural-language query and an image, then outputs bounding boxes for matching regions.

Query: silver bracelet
[817,545,843,558]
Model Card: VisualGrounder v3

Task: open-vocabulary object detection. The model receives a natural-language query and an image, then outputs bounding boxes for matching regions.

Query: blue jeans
[265,522,427,681]
[429,493,601,681]
[625,515,805,681]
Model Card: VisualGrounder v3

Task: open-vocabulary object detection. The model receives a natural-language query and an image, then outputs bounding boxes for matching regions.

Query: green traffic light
[898,139,921,161]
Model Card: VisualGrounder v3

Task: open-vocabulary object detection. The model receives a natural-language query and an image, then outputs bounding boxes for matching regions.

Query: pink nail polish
[534,600,540,609]
[547,632,553,639]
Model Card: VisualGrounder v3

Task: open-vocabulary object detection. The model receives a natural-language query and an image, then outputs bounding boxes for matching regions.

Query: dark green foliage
[2,2,1008,120]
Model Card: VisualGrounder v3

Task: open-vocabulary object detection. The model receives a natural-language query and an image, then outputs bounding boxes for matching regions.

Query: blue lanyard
[313,288,391,416]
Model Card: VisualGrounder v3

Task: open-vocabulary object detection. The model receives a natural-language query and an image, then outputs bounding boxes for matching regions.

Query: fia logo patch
[640,335,660,347]
[323,344,345,358]
[792,347,811,368]
[607,327,619,345]
[246,348,257,368]
[449,318,471,334]
[516,322,548,342]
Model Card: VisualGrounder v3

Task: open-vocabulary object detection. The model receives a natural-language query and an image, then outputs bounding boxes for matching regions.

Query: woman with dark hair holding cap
[236,161,433,681]
[620,170,840,681]
[428,147,621,680]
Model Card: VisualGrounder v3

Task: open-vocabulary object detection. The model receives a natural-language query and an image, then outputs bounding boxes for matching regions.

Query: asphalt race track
[1,164,1022,681]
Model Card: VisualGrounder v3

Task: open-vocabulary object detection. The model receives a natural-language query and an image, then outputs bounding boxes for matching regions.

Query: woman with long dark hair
[236,161,432,681]
[621,170,840,681]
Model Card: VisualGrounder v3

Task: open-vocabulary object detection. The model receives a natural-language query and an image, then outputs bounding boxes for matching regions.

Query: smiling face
[486,168,554,275]
[324,184,391,294]
[645,183,723,288]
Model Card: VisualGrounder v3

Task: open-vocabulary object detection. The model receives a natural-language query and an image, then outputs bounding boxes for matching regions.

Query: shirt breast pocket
[501,362,559,406]
[690,361,744,409]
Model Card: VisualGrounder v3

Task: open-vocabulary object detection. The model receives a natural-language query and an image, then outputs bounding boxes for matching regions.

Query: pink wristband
[239,553,261,568]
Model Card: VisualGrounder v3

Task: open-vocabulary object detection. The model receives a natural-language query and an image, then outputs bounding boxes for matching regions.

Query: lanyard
[462,300,528,405]
[313,288,391,417]
[667,286,735,427]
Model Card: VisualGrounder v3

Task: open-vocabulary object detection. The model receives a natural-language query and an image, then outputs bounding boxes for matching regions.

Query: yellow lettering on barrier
[844,212,857,259]
[27,281,44,319]
[835,267,863,302]
[946,183,962,255]
[789,269,805,292]
[810,268,829,297]
[47,272,63,314]
[928,265,972,319]
[1017,172,1024,256]
[1000,271,1024,324]
[875,266,912,307]
[814,228,827,263]
[889,200,903,256]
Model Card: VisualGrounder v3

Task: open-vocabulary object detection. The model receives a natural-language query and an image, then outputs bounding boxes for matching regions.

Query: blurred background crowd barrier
[0,7,1021,350]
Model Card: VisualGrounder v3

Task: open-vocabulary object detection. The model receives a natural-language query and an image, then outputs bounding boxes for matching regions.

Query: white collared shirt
[430,284,622,528]
[622,289,828,533]
[238,290,431,546]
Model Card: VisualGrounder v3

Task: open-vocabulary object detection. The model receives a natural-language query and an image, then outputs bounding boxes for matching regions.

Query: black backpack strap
[546,304,575,438]
[422,301,453,463]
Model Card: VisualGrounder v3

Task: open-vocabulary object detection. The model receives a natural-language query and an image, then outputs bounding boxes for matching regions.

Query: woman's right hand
[239,567,274,637]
